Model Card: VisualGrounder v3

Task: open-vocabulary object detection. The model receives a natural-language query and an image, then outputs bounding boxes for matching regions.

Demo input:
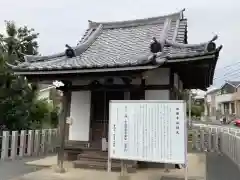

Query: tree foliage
[1,20,39,62]
[0,20,56,130]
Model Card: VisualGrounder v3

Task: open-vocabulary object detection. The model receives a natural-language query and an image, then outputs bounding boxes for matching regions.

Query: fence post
[1,131,10,160]
[215,130,219,153]
[200,129,205,151]
[208,128,212,152]
[27,130,34,156]
[34,130,40,156]
[52,129,58,152]
[41,129,47,155]
[19,130,26,157]
[237,136,240,166]
[47,129,52,153]
[11,131,18,160]
[192,130,199,150]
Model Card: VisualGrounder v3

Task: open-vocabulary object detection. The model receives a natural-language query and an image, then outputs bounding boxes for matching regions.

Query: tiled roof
[8,9,222,72]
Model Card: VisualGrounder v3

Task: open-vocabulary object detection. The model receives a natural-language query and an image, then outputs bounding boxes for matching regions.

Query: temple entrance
[90,90,124,148]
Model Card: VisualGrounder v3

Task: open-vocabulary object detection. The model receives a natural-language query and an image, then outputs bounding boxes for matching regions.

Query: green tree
[0,21,53,130]
[0,55,39,130]
[1,20,39,63]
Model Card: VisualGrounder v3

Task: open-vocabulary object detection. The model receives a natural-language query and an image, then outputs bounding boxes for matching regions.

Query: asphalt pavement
[0,157,44,180]
[206,153,240,180]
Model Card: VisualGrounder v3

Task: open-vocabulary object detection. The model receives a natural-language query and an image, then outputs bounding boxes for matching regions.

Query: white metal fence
[191,124,240,167]
[0,129,58,160]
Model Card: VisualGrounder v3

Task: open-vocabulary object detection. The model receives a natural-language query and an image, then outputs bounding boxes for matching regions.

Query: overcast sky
[0,0,238,71]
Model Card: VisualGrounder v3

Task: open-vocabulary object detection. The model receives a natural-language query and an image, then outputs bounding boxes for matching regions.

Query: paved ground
[206,153,240,180]
[0,157,45,180]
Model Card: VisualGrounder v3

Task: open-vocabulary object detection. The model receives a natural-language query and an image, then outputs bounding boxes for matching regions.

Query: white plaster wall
[145,90,170,100]
[144,68,170,85]
[69,91,91,141]
[144,68,170,100]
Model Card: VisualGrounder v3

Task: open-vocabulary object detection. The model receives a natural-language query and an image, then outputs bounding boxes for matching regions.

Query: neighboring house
[38,84,55,101]
[204,87,219,118]
[215,81,240,116]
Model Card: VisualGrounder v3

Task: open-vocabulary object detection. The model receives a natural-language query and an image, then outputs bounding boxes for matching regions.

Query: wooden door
[90,90,124,147]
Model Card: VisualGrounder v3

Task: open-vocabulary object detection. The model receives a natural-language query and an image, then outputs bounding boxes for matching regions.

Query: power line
[214,70,240,80]
[215,61,240,72]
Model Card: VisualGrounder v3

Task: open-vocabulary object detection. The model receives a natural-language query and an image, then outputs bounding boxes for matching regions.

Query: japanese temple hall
[8,9,222,171]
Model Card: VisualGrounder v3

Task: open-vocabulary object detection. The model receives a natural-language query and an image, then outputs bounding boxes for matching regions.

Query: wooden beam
[69,84,171,91]
[25,70,144,82]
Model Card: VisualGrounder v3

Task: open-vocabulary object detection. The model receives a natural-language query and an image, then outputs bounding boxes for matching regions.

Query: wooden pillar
[65,91,72,141]
[169,69,175,100]
[141,78,145,100]
[56,82,71,173]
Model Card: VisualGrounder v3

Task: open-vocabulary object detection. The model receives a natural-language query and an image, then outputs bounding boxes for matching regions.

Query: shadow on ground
[206,153,240,180]
[0,156,48,180]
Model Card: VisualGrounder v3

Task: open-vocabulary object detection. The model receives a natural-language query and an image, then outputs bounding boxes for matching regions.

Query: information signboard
[109,100,187,164]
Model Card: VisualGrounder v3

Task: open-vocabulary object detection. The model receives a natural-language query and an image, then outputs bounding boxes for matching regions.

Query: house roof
[206,87,219,95]
[219,80,240,90]
[226,81,240,88]
[7,9,222,75]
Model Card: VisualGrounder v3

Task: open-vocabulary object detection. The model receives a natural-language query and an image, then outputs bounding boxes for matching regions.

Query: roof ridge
[12,25,103,65]
[227,80,240,83]
[165,35,219,51]
[88,9,185,29]
[74,24,103,56]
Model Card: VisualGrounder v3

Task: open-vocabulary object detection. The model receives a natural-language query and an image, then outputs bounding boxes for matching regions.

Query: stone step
[78,156,121,164]
[78,151,137,164]
[72,160,136,173]
[77,152,108,160]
